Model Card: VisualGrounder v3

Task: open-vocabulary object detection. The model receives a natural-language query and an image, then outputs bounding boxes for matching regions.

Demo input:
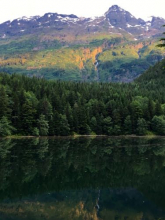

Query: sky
[0,0,165,23]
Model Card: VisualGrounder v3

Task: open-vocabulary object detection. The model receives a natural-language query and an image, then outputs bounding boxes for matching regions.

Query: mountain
[136,57,165,85]
[0,5,164,82]
[105,5,165,35]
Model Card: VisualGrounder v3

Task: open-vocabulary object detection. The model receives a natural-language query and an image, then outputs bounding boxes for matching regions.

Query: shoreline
[0,134,164,140]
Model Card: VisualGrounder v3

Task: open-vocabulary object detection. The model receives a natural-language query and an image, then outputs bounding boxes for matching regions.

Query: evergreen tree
[32,127,40,136]
[21,100,37,134]
[155,101,162,116]
[145,99,155,121]
[102,116,113,135]
[65,103,74,132]
[136,118,148,136]
[90,116,97,133]
[152,116,165,135]
[0,116,16,137]
[124,115,132,134]
[113,125,121,135]
[38,97,53,121]
[58,114,70,136]
[0,86,10,118]
[130,100,143,132]
[37,114,49,136]
[112,109,121,126]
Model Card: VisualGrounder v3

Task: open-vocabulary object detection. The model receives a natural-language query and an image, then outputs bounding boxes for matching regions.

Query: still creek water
[0,137,165,220]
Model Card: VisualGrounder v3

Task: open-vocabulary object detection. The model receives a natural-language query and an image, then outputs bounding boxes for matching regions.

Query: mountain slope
[0,5,164,82]
[136,58,165,85]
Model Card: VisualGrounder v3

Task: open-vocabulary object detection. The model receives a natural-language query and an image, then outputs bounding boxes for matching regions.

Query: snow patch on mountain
[127,23,142,28]
[16,16,40,22]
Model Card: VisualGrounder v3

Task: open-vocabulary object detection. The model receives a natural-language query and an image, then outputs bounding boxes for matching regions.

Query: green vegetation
[0,35,163,82]
[0,116,16,136]
[0,58,165,136]
[98,41,164,81]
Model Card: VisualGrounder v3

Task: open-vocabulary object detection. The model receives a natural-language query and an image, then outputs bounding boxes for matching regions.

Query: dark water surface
[0,137,165,219]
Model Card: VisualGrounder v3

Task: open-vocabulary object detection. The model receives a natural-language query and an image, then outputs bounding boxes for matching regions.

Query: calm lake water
[0,137,165,220]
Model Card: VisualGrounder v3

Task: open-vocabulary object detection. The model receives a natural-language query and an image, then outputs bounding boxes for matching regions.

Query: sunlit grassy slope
[0,32,164,82]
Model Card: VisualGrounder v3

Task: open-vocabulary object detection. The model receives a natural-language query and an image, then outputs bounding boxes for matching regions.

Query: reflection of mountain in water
[1,137,165,219]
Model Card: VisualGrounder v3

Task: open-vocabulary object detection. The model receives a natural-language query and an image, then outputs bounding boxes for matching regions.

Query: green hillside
[136,57,165,87]
[0,34,164,82]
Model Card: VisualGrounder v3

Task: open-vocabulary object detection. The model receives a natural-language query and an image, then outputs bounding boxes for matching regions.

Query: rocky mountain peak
[105,5,125,14]
[150,16,165,28]
[0,5,164,39]
[105,5,129,16]
[104,5,147,35]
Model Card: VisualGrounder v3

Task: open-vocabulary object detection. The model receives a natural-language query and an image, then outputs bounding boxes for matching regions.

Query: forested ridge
[0,58,165,136]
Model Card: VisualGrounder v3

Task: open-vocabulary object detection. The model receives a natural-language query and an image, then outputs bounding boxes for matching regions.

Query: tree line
[0,58,165,136]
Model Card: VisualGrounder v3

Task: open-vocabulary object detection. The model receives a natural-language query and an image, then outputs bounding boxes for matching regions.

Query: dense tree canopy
[0,57,165,137]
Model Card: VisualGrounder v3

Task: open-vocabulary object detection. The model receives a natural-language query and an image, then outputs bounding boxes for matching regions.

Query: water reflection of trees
[1,137,165,219]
